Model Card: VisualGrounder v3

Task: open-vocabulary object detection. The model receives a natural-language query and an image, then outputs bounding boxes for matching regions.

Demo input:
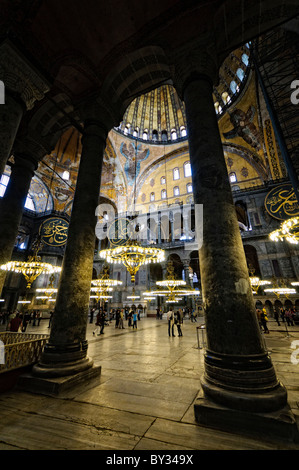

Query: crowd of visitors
[256,306,298,333]
[0,309,48,332]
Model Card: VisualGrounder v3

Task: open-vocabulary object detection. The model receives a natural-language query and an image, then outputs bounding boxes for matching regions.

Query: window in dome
[0,174,9,197]
[24,194,35,211]
[173,186,180,196]
[229,172,237,183]
[150,192,155,202]
[152,130,158,141]
[161,176,166,185]
[133,127,139,138]
[184,162,192,177]
[161,130,168,142]
[161,189,167,199]
[187,183,193,193]
[222,92,231,105]
[142,130,148,140]
[124,124,130,135]
[180,126,187,137]
[242,53,249,66]
[171,129,177,140]
[62,170,70,181]
[173,168,180,180]
[230,81,238,94]
[236,68,245,81]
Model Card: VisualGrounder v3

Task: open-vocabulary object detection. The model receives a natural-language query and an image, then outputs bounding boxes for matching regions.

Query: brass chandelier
[0,238,61,289]
[269,217,299,245]
[99,239,165,283]
[90,265,122,301]
[144,261,200,303]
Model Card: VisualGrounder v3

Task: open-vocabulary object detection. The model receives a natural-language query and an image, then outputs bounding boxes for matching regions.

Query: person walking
[260,308,269,334]
[132,311,138,330]
[119,309,125,329]
[9,312,22,332]
[176,310,183,337]
[92,308,101,335]
[285,309,294,326]
[274,309,280,326]
[167,308,175,337]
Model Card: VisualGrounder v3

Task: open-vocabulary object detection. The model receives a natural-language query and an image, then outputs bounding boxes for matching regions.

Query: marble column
[0,154,37,295]
[32,116,110,378]
[0,40,50,175]
[173,46,287,415]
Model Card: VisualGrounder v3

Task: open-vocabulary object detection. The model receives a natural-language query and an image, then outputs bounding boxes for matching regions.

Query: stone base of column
[17,361,101,396]
[194,382,299,443]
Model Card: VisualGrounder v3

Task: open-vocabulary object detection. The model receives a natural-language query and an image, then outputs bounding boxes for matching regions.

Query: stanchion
[196,324,206,349]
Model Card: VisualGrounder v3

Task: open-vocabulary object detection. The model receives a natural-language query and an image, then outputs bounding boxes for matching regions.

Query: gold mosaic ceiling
[116,43,251,143]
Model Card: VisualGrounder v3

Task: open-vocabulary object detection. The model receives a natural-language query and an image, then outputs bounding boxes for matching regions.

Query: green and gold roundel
[39,217,69,247]
[265,184,299,220]
[107,218,130,247]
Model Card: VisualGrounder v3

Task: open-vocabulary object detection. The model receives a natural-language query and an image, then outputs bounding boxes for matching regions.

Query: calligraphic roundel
[264,184,299,220]
[39,217,69,247]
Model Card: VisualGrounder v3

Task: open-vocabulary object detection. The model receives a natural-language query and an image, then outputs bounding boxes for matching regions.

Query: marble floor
[0,315,299,451]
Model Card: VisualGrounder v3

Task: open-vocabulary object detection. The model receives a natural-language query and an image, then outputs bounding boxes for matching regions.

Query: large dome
[115,43,251,144]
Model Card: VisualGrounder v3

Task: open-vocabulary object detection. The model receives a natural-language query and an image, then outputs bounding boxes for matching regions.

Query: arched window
[24,194,35,211]
[142,129,148,140]
[150,192,155,202]
[62,170,70,181]
[133,127,139,138]
[184,162,192,177]
[180,126,187,137]
[242,53,249,66]
[173,168,180,180]
[229,172,237,183]
[171,129,177,140]
[173,186,180,196]
[187,183,193,193]
[161,189,167,199]
[161,130,168,142]
[236,68,245,81]
[124,124,130,135]
[230,81,238,94]
[0,174,9,197]
[221,92,231,105]
[152,130,158,141]
[160,176,166,185]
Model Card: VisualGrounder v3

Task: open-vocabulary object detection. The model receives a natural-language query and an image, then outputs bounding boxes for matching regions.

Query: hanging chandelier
[35,273,58,302]
[269,217,299,245]
[0,238,61,289]
[90,264,122,302]
[127,287,140,301]
[144,261,200,302]
[100,239,165,282]
[263,278,297,298]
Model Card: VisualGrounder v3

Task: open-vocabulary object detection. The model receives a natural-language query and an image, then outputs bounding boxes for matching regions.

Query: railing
[0,332,49,373]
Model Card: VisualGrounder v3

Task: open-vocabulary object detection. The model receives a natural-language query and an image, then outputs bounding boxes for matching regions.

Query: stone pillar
[33,101,115,379]
[0,153,37,295]
[172,43,288,418]
[0,40,50,175]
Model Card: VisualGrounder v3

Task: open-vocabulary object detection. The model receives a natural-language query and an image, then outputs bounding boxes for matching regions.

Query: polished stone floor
[0,314,299,451]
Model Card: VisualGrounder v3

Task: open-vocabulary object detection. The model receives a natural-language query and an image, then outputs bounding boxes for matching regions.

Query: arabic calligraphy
[39,218,69,246]
[265,184,299,220]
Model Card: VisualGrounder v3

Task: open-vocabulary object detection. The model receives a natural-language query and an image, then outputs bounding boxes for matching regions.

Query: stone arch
[244,244,261,277]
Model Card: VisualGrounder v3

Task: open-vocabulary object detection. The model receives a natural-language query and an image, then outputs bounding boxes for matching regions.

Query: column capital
[170,35,219,99]
[0,40,51,110]
[78,94,121,139]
